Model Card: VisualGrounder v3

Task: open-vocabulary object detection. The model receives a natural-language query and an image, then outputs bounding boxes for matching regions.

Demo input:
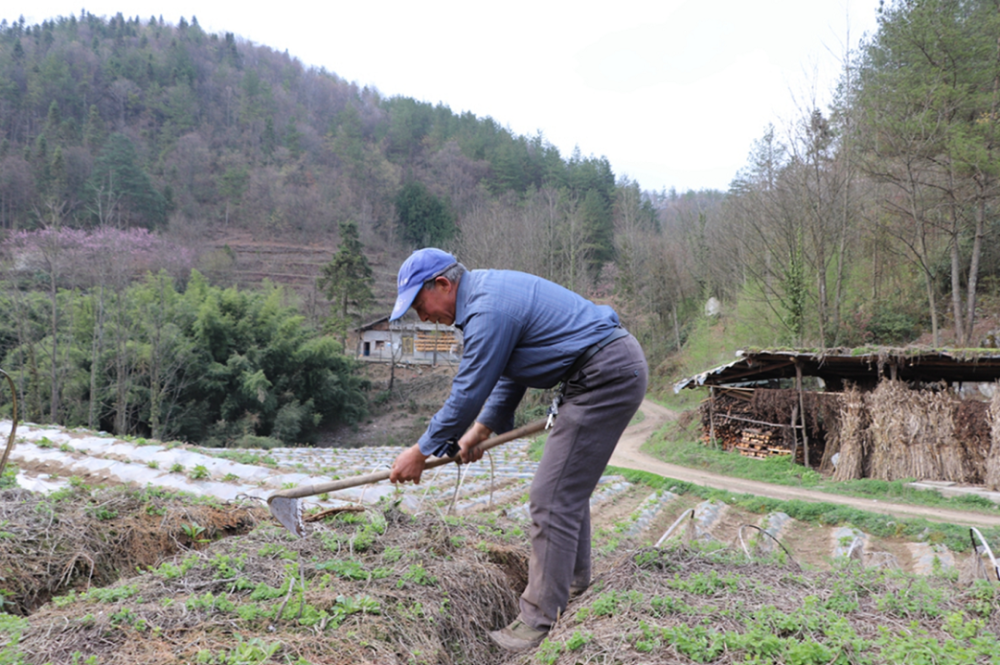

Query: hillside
[7,7,1000,664]
[5,8,1000,455]
[0,12,627,271]
[0,12,678,450]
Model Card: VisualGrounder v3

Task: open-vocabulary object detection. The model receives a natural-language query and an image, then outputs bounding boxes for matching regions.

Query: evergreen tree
[395,181,456,248]
[217,166,248,227]
[89,132,167,227]
[83,105,106,148]
[856,0,1000,345]
[45,101,61,138]
[318,219,374,346]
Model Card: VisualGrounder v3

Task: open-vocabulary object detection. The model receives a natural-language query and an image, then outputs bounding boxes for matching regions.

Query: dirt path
[609,399,1000,529]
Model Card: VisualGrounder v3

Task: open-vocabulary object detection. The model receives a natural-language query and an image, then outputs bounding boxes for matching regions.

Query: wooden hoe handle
[267,418,547,503]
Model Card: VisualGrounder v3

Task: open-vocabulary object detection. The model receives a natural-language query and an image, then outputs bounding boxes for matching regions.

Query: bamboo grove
[0,227,367,444]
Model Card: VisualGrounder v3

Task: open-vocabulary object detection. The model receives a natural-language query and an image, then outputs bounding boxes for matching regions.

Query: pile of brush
[832,380,995,484]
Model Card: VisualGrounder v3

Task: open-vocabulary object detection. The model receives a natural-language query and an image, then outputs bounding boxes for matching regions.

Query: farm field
[3,402,1000,664]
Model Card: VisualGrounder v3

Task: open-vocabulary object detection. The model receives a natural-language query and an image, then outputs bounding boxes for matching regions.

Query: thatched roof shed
[674,348,1000,487]
[674,347,1000,392]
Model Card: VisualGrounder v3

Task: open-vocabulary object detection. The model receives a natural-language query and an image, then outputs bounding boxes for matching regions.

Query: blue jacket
[417,269,620,456]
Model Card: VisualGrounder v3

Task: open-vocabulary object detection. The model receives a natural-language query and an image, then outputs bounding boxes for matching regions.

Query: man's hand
[457,421,493,464]
[390,444,429,484]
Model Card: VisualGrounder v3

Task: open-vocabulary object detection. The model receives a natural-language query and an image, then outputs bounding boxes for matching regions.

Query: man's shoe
[489,617,548,652]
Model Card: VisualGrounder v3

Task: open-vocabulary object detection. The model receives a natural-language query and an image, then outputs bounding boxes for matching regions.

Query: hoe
[267,419,546,537]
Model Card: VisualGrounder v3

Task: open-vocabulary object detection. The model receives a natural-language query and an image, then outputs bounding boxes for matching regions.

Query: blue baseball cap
[390,248,457,321]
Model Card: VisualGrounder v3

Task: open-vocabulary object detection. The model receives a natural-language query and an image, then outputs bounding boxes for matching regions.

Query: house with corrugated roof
[353,317,462,365]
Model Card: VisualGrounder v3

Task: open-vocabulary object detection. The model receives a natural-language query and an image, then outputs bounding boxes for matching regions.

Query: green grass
[527,431,548,462]
[643,413,1000,516]
[654,389,705,411]
[552,546,1000,665]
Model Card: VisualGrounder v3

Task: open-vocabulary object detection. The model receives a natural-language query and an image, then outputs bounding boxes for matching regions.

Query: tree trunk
[149,295,163,441]
[906,168,940,346]
[47,261,59,423]
[964,192,986,346]
[672,304,681,351]
[708,387,716,448]
[89,287,106,430]
[947,167,965,344]
[924,265,940,347]
[112,292,131,436]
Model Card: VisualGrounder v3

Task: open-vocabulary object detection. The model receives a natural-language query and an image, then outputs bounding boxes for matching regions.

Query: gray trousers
[519,334,648,630]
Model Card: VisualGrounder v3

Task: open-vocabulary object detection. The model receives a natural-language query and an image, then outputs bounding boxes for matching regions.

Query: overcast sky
[5,1,883,194]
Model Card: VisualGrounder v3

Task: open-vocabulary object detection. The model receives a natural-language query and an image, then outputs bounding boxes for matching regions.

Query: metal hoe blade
[267,495,305,538]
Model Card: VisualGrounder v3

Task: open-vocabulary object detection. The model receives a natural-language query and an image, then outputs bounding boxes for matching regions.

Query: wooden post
[432,323,438,367]
[796,360,810,468]
[790,403,799,461]
[708,386,716,448]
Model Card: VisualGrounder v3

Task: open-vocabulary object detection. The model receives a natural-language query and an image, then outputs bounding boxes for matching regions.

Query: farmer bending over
[388,248,648,652]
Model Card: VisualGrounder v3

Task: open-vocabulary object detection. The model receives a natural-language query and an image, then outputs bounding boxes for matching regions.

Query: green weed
[153,556,198,580]
[195,635,280,664]
[186,592,236,614]
[876,578,948,618]
[316,558,390,581]
[189,465,210,480]
[565,630,592,651]
[182,523,209,543]
[534,638,562,665]
[209,553,247,578]
[396,564,436,588]
[382,546,404,563]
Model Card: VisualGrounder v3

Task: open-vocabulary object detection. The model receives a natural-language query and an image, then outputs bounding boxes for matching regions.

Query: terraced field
[3,403,988,579]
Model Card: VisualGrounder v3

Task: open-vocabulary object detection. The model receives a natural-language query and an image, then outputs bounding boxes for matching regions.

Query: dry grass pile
[986,384,1000,490]
[506,545,1000,665]
[867,381,989,483]
[953,399,991,483]
[4,499,527,665]
[831,384,868,482]
[0,484,263,615]
[699,379,998,483]
[868,381,943,481]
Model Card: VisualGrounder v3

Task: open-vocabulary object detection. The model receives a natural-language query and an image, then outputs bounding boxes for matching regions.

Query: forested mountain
[0,10,674,443]
[0,2,998,445]
[0,11,629,271]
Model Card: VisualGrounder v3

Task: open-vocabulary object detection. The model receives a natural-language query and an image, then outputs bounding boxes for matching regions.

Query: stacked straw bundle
[986,384,1000,490]
[866,380,985,482]
[936,391,969,483]
[953,399,990,484]
[867,381,918,481]
[832,384,867,481]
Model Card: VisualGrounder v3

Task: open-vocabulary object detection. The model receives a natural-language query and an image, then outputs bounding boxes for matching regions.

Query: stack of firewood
[735,428,791,459]
[701,426,741,451]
